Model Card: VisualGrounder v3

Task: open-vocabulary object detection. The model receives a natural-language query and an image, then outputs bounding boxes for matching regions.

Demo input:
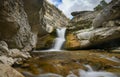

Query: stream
[13,28,120,77]
[14,50,120,77]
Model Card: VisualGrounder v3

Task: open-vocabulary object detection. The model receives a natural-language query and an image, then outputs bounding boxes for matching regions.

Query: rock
[23,0,48,37]
[0,0,35,50]
[39,73,63,77]
[65,34,81,49]
[67,0,120,49]
[36,34,55,49]
[0,41,9,55]
[68,11,99,30]
[74,26,120,49]
[0,64,24,77]
[92,0,120,28]
[9,49,31,58]
[0,56,15,65]
[22,72,63,77]
[23,0,68,49]
[43,0,69,30]
[0,41,8,48]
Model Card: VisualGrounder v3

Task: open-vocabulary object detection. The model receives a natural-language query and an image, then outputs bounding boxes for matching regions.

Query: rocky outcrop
[65,34,80,49]
[0,0,35,51]
[0,0,68,50]
[0,41,31,65]
[43,1,69,32]
[67,11,99,30]
[0,64,24,77]
[23,0,68,49]
[66,0,120,49]
[92,0,120,28]
[74,26,120,49]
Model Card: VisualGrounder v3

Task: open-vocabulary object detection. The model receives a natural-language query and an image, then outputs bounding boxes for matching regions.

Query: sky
[47,0,112,18]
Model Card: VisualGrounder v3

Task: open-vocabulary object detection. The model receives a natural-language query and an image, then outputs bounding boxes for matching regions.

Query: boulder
[74,26,120,49]
[0,56,14,65]
[92,0,120,28]
[9,49,31,58]
[0,41,9,55]
[0,64,24,77]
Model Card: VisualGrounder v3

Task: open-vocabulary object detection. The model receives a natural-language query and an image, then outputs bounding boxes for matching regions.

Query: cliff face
[43,1,69,32]
[0,0,68,50]
[0,0,35,50]
[0,0,68,65]
[65,0,120,49]
[67,11,99,30]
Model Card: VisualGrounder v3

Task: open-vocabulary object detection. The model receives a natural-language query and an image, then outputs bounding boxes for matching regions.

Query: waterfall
[49,27,66,51]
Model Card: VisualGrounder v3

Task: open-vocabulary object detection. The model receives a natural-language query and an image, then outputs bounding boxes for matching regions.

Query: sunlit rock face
[67,11,99,30]
[0,0,34,50]
[67,0,120,49]
[43,1,69,31]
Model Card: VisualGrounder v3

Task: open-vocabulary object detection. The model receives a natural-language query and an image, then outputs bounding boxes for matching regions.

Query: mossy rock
[36,34,55,50]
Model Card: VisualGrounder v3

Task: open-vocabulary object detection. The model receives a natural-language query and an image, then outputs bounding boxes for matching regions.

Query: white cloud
[47,0,112,18]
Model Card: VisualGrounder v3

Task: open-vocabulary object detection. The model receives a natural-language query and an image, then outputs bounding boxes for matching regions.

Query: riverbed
[13,50,120,77]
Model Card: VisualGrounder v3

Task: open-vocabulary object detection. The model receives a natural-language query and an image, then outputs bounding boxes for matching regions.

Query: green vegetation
[94,0,108,11]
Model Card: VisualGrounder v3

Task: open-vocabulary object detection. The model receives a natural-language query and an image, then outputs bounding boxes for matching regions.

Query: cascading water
[49,27,66,51]
[65,65,118,77]
[79,65,117,77]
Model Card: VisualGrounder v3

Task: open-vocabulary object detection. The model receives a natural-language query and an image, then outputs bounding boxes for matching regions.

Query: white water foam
[49,27,66,51]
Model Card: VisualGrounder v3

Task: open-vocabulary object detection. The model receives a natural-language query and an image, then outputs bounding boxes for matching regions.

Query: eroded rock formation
[66,0,120,49]
[0,0,35,51]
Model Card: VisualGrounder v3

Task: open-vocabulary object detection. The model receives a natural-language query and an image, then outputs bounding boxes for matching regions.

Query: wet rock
[22,72,63,77]
[36,34,55,49]
[0,64,24,77]
[65,34,80,49]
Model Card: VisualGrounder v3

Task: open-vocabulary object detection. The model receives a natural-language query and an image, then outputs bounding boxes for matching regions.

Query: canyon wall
[0,0,68,65]
[23,0,69,49]
[66,0,120,50]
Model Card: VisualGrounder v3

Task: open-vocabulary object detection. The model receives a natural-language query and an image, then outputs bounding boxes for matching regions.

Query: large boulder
[0,64,24,77]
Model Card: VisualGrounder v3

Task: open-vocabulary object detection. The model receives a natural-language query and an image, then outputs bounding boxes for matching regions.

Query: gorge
[0,0,120,77]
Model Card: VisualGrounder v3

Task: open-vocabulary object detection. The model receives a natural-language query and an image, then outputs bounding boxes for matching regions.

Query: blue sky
[47,0,111,18]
